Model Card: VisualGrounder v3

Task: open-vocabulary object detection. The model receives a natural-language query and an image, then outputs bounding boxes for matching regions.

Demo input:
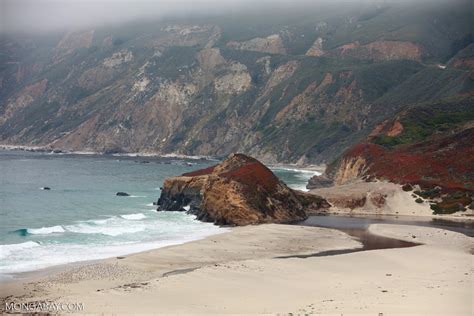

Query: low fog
[0,0,460,34]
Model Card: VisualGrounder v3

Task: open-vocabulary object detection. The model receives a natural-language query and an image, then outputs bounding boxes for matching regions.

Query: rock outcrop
[306,37,324,56]
[157,154,329,226]
[226,34,287,54]
[306,174,334,190]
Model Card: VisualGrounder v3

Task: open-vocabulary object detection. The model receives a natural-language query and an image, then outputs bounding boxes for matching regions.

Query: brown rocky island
[157,153,329,225]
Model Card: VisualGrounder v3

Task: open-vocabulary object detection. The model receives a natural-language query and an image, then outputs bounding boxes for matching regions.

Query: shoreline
[1,222,359,285]
[1,213,472,284]
[0,224,361,300]
[0,144,219,161]
[319,209,474,221]
[0,222,230,282]
[1,221,472,315]
[0,145,325,169]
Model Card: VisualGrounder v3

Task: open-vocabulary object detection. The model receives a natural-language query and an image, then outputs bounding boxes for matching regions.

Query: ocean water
[0,150,319,278]
[270,167,321,192]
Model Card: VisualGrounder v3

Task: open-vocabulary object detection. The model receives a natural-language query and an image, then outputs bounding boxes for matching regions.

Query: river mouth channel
[277,215,474,259]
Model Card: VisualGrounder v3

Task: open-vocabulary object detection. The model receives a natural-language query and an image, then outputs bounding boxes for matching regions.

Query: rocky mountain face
[0,0,472,164]
[308,96,474,214]
[157,153,329,225]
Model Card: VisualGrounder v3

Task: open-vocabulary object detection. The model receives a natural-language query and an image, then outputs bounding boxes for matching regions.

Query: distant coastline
[0,144,218,161]
[0,144,326,170]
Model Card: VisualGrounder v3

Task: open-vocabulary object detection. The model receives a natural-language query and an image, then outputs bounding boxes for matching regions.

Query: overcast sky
[0,0,456,34]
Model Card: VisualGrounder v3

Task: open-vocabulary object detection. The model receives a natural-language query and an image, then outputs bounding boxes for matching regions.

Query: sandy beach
[1,220,472,315]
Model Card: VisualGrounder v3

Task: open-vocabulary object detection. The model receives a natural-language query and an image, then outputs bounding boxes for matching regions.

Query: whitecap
[27,225,65,235]
[65,220,146,236]
[120,213,147,220]
[87,218,108,225]
[271,167,322,175]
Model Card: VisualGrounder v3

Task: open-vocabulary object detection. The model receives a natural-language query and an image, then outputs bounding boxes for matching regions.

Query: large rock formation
[157,154,329,225]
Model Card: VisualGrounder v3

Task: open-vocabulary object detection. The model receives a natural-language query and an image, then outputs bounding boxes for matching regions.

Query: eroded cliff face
[333,155,369,186]
[157,153,329,225]
[226,34,287,55]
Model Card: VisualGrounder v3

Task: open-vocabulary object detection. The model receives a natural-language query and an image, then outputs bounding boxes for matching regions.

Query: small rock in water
[41,187,51,190]
[116,192,130,196]
[134,160,150,164]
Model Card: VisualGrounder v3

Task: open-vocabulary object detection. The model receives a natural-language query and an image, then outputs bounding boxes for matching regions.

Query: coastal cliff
[307,96,474,215]
[1,1,472,164]
[157,153,329,225]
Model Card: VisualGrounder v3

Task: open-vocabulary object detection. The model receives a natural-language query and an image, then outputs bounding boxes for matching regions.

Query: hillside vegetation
[330,95,474,214]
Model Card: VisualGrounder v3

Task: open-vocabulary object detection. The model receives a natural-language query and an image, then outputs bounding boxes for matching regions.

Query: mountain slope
[0,0,472,163]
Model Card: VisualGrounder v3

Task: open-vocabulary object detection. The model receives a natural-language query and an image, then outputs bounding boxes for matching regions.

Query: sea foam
[65,220,146,236]
[0,214,227,275]
[27,225,65,235]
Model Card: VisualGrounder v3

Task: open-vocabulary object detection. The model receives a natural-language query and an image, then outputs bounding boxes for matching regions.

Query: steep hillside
[318,96,474,213]
[0,0,472,163]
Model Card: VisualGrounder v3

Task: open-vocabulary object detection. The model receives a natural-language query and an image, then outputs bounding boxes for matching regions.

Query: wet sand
[1,222,472,315]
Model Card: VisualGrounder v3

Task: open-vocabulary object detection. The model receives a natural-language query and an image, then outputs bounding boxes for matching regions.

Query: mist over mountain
[1,0,464,33]
[0,0,472,164]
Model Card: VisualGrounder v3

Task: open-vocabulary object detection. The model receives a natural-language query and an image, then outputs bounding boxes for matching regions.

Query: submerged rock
[157,153,329,226]
[116,192,130,196]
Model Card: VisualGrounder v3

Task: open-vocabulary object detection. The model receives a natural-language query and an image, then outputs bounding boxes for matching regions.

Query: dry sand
[310,180,474,218]
[1,223,472,315]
